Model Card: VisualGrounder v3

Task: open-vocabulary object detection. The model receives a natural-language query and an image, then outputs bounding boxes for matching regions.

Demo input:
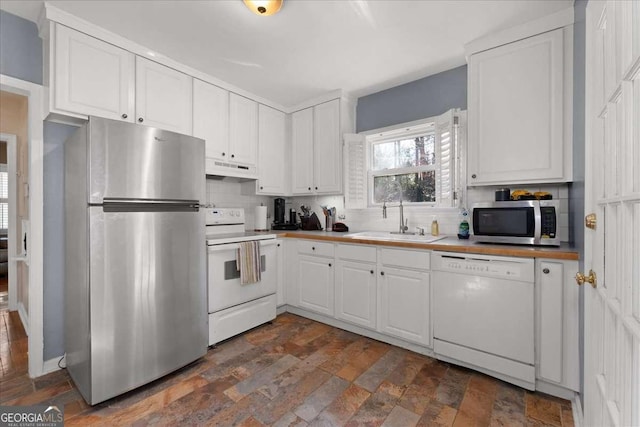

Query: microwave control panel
[540,206,557,238]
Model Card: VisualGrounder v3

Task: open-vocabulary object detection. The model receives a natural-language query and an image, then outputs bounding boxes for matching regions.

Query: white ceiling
[2,0,573,108]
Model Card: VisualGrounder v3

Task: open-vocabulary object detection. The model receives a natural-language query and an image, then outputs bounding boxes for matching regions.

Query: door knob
[585,213,596,230]
[575,270,597,288]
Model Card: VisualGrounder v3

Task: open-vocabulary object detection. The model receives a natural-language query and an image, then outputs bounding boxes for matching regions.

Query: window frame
[364,119,440,207]
[366,123,439,207]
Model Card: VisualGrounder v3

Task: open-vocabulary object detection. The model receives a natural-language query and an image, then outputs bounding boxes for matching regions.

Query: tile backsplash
[284,184,571,242]
[208,178,571,242]
[205,179,273,230]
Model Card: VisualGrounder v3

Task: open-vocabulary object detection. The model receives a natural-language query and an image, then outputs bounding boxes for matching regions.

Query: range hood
[206,159,258,181]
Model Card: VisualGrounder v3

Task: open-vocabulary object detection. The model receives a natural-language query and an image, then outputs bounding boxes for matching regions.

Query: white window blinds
[435,109,455,207]
[343,133,367,209]
[0,169,7,230]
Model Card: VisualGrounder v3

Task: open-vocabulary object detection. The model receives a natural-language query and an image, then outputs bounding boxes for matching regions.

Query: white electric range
[205,208,277,346]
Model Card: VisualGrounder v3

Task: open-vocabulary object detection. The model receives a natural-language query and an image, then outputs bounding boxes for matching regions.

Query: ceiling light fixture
[243,0,283,16]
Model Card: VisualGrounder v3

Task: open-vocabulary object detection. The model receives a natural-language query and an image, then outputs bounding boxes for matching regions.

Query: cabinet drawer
[336,244,376,263]
[297,240,334,257]
[380,248,430,270]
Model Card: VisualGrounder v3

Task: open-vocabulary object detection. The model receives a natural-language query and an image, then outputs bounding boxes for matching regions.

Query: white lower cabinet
[276,239,285,307]
[297,242,335,316]
[378,266,431,347]
[335,245,377,329]
[535,259,579,392]
[298,255,334,316]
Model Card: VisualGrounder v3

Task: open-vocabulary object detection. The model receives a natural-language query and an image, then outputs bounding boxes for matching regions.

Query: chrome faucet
[398,200,408,233]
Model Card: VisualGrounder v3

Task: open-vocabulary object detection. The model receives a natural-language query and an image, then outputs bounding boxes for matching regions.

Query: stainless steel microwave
[471,200,560,246]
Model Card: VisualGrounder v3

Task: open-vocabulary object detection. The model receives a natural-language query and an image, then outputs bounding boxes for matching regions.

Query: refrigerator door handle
[101,199,201,212]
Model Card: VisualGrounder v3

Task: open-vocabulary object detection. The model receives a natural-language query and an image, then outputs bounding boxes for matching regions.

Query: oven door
[207,239,277,313]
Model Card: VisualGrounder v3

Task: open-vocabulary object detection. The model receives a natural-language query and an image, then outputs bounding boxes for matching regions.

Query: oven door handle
[207,239,278,252]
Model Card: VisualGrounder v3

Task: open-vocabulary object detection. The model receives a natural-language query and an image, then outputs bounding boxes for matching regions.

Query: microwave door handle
[534,204,542,243]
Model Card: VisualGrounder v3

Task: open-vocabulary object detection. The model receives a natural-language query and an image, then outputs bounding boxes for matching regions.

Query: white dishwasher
[432,251,535,390]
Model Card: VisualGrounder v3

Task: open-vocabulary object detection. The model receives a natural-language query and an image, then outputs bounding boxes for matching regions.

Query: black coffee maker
[272,198,299,230]
[274,198,285,224]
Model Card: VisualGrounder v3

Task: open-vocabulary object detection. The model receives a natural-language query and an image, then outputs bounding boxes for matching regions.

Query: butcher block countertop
[272,231,579,261]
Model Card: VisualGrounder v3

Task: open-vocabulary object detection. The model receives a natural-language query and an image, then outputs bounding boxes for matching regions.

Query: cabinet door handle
[471,174,477,179]
[311,247,315,251]
[543,268,550,274]
[308,187,311,191]
[277,243,280,247]
[260,186,264,190]
[370,270,374,274]
[328,263,332,267]
[380,271,385,276]
[231,154,235,158]
[222,152,226,156]
[121,113,128,119]
[315,186,318,190]
[138,117,144,123]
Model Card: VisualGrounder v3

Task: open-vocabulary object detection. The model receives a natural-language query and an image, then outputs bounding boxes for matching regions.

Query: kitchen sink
[346,231,447,244]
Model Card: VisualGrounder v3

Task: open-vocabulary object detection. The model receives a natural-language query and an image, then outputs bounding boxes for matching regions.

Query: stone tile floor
[0,310,575,426]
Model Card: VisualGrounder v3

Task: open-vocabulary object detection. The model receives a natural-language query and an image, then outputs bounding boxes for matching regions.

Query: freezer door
[88,117,205,203]
[88,205,207,404]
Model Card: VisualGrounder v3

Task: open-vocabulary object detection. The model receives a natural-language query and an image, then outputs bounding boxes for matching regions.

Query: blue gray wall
[356,65,467,132]
[571,0,588,403]
[43,122,76,360]
[0,10,43,85]
[1,10,72,360]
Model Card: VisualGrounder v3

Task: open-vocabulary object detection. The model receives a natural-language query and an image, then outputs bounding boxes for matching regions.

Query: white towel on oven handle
[236,241,261,285]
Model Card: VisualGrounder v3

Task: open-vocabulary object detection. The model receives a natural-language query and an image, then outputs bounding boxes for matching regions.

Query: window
[343,109,463,210]
[370,127,437,204]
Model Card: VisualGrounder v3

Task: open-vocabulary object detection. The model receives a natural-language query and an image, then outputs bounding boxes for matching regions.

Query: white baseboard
[282,305,579,403]
[17,302,29,336]
[571,393,584,427]
[535,380,578,400]
[42,355,64,375]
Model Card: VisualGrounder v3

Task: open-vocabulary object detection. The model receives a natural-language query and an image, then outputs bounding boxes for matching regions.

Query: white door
[335,260,377,329]
[378,267,430,346]
[584,2,639,426]
[193,79,229,161]
[298,254,334,316]
[291,108,314,194]
[313,99,342,193]
[54,24,135,122]
[229,94,258,166]
[135,57,193,135]
[257,105,286,195]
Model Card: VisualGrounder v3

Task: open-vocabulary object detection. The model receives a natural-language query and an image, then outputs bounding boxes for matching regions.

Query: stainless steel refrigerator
[65,116,207,405]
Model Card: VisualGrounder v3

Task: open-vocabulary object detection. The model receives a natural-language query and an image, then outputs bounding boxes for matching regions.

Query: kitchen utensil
[495,188,510,201]
[332,222,349,232]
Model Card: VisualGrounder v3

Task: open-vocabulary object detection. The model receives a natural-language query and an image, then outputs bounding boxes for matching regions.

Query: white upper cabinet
[229,94,258,166]
[52,24,135,122]
[257,105,287,195]
[291,99,342,195]
[291,108,315,194]
[135,57,193,135]
[468,27,572,185]
[313,99,342,193]
[193,79,230,160]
